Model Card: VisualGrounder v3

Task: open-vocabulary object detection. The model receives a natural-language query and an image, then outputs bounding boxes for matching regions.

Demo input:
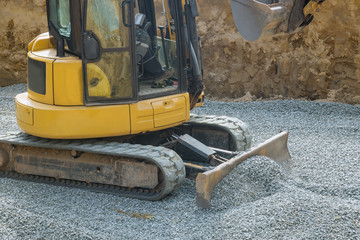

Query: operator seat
[135,13,173,84]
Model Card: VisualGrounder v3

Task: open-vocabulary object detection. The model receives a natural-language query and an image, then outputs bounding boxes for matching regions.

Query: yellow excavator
[0,0,323,208]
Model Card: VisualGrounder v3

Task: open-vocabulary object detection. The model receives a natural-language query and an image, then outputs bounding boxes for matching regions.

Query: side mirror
[83,31,101,60]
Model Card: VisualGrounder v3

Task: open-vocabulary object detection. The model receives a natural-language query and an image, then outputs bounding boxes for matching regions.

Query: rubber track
[189,114,252,151]
[0,133,186,201]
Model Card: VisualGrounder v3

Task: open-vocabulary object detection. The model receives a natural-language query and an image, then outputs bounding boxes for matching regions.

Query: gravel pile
[0,84,359,239]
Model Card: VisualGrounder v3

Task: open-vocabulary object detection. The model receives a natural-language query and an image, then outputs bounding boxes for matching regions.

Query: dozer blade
[196,131,291,208]
[231,0,325,41]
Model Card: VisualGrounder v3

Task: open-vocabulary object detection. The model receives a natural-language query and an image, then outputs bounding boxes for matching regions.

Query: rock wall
[0,0,359,104]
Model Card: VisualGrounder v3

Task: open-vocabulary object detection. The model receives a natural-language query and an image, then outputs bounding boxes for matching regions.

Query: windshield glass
[58,0,70,37]
[48,0,71,38]
[86,0,128,48]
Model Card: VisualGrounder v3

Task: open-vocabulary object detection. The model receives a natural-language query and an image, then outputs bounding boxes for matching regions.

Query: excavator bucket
[196,132,291,208]
[231,0,325,41]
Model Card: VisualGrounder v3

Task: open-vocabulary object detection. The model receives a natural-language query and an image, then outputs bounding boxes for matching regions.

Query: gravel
[0,84,359,240]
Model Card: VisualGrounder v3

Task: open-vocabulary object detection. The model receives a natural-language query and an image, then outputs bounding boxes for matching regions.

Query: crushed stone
[0,84,359,239]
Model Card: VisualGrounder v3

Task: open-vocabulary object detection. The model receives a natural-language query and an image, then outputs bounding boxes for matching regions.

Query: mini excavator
[0,0,324,208]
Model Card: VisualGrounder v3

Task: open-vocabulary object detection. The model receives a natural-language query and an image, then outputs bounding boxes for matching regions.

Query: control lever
[144,22,151,32]
[157,25,169,69]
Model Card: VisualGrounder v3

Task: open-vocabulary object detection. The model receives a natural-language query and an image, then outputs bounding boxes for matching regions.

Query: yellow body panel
[152,96,187,128]
[27,52,54,105]
[29,34,84,106]
[130,93,190,134]
[53,59,84,105]
[28,32,55,52]
[16,92,190,139]
[28,34,80,106]
[16,92,131,139]
[16,101,34,126]
[130,101,155,134]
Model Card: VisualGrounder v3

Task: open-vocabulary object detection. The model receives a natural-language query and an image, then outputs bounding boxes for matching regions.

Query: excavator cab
[47,0,190,104]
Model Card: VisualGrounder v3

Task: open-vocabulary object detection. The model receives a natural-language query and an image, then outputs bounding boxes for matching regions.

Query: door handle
[122,0,132,27]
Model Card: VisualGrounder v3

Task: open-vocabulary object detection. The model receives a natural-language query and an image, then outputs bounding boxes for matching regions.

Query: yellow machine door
[151,96,187,128]
[82,0,137,104]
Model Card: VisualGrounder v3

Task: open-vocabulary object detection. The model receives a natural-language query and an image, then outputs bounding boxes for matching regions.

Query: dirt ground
[197,0,360,104]
[0,0,47,86]
[0,0,359,104]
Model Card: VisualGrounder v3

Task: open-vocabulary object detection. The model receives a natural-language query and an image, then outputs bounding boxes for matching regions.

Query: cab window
[48,0,71,38]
